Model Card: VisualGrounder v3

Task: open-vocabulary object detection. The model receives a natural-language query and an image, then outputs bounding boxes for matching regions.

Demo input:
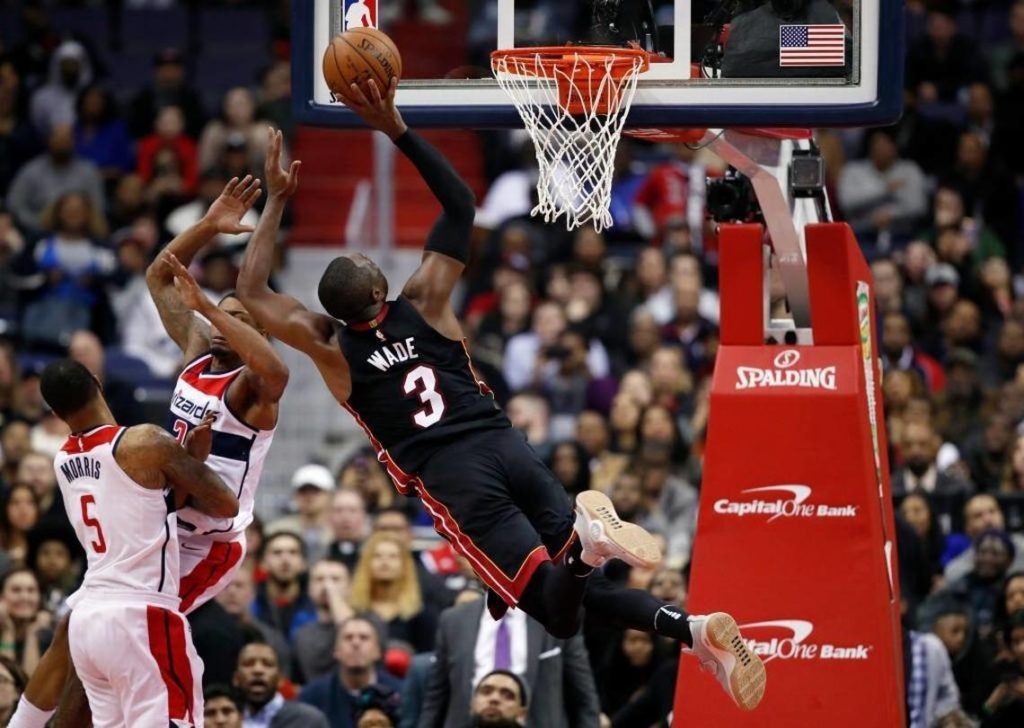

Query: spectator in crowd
[67,330,142,425]
[836,128,928,252]
[28,39,92,136]
[0,56,42,199]
[0,567,50,677]
[596,629,666,717]
[129,48,206,139]
[892,421,972,497]
[905,6,987,104]
[938,530,1017,638]
[73,85,134,184]
[299,616,403,728]
[882,311,945,394]
[293,558,355,683]
[904,625,965,728]
[270,465,337,563]
[979,610,1024,726]
[5,123,103,234]
[946,495,1024,581]
[575,409,629,493]
[256,60,294,143]
[136,105,199,199]
[214,561,293,677]
[924,596,998,715]
[204,684,244,728]
[465,670,529,728]
[234,640,329,727]
[337,452,406,519]
[0,417,32,487]
[942,132,1020,254]
[354,685,402,728]
[328,489,370,571]
[165,168,259,252]
[504,393,552,459]
[199,87,273,175]
[27,526,81,614]
[0,654,28,726]
[0,483,37,572]
[348,532,437,653]
[420,590,599,728]
[14,451,66,533]
[252,531,317,642]
[900,493,952,589]
[371,508,452,614]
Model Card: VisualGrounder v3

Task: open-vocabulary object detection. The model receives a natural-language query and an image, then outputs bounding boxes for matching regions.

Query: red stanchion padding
[673,223,904,727]
[718,224,765,346]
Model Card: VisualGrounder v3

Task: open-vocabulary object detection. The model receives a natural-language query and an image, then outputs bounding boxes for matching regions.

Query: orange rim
[492,46,649,116]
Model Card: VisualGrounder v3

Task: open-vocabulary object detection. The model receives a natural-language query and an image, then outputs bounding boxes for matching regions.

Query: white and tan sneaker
[684,612,767,711]
[574,490,662,569]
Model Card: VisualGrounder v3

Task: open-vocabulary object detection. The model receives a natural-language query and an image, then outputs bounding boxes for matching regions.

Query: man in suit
[891,421,972,497]
[418,595,600,728]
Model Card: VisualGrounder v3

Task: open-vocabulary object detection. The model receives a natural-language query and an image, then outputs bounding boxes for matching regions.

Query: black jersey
[339,296,510,488]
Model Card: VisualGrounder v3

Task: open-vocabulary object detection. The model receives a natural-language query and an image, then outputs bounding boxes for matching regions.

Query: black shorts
[414,427,575,608]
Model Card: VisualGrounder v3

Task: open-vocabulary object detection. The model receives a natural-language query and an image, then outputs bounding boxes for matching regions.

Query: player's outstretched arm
[236,130,353,403]
[120,425,239,518]
[346,79,474,331]
[145,175,262,358]
[165,253,289,402]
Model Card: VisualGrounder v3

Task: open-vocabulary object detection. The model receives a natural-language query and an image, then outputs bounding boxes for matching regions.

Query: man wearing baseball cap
[268,464,336,562]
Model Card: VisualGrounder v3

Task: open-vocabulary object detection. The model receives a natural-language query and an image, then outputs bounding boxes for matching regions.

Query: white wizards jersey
[169,353,275,538]
[56,425,179,607]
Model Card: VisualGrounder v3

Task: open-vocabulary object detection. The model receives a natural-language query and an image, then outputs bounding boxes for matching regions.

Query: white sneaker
[418,3,453,25]
[683,613,767,711]
[573,490,662,569]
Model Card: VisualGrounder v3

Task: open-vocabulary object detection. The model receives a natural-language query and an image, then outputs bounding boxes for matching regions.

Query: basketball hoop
[491,46,650,232]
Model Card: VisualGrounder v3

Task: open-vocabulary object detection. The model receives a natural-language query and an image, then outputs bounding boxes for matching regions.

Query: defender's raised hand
[265,129,301,199]
[346,77,407,140]
[167,253,211,314]
[203,175,262,235]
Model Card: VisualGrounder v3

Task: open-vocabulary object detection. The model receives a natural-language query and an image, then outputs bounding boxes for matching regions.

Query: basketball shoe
[684,612,767,711]
[573,490,662,569]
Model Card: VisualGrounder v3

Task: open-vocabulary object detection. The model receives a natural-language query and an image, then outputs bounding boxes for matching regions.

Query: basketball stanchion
[674,223,905,726]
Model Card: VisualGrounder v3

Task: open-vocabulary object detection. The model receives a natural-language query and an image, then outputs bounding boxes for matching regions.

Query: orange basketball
[323,27,403,106]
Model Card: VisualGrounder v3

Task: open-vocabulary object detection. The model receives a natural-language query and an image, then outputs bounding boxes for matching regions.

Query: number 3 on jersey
[403,365,446,428]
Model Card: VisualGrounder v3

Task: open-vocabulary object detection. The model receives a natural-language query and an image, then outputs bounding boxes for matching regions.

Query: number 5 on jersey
[80,494,107,553]
[403,365,446,429]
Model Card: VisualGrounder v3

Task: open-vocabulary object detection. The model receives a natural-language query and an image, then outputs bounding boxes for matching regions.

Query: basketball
[322,27,403,106]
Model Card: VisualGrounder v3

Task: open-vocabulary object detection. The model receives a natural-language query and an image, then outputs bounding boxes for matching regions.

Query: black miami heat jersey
[338,296,509,490]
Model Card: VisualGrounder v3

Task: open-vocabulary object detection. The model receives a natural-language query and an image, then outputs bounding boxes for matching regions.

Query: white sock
[7,696,56,728]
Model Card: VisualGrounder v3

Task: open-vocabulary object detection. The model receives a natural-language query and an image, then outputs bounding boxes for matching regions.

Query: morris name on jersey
[59,456,102,482]
[366,337,419,372]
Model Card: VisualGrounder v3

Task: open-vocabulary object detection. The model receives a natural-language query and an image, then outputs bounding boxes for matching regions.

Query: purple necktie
[494,616,511,670]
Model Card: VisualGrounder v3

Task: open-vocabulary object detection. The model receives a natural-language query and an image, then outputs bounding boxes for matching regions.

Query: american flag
[779,24,846,67]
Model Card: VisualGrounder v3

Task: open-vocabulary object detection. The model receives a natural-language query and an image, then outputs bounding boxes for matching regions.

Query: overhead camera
[706,171,762,223]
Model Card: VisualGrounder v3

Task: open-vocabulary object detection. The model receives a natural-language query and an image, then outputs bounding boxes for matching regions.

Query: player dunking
[31,360,238,726]
[10,177,288,727]
[240,84,766,711]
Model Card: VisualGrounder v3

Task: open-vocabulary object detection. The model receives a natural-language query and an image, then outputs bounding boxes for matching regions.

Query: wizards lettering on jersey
[60,456,101,482]
[366,337,419,372]
[171,388,215,421]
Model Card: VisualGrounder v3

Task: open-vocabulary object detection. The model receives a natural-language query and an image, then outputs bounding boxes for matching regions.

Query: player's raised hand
[265,129,301,199]
[346,77,407,140]
[203,174,261,235]
[167,253,211,313]
[185,412,218,462]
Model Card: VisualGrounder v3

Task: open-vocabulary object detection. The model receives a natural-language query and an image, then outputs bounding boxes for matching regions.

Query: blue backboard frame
[292,0,904,130]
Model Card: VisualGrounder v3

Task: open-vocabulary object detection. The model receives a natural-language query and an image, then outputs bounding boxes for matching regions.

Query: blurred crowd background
[1,1,1024,726]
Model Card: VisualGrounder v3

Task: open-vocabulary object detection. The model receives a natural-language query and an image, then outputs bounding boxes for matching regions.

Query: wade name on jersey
[59,456,101,482]
[366,337,419,372]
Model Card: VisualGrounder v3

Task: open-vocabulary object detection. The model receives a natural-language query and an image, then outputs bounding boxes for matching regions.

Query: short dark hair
[475,669,528,707]
[203,683,242,710]
[318,256,381,322]
[260,530,306,560]
[40,359,99,418]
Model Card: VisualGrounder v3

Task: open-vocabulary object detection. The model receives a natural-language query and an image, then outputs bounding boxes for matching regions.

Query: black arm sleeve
[393,129,475,263]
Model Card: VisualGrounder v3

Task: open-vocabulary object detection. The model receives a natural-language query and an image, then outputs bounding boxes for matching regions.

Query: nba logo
[343,0,377,30]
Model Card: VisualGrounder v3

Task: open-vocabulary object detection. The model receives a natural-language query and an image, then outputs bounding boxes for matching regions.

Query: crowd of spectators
[1,1,1024,727]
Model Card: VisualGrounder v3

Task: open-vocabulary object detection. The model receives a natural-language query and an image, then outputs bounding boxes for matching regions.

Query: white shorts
[69,598,205,728]
[178,530,246,614]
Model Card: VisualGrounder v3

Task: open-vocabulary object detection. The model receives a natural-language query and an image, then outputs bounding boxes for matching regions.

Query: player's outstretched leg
[572,491,767,712]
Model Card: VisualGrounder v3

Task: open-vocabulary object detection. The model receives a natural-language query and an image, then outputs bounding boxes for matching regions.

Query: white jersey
[55,425,179,608]
[168,352,275,538]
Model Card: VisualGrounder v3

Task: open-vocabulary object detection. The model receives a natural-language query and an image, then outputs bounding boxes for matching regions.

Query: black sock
[581,570,693,646]
[564,537,593,577]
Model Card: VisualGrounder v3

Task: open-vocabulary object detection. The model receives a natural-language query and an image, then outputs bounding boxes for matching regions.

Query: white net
[492,49,646,232]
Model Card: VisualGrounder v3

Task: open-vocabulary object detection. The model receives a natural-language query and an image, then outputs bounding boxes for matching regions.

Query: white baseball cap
[291,464,335,492]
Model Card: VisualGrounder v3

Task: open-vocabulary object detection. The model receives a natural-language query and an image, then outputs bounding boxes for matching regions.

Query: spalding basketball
[323,27,403,106]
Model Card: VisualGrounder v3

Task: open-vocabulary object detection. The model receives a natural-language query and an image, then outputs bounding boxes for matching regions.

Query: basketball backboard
[293,0,903,129]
